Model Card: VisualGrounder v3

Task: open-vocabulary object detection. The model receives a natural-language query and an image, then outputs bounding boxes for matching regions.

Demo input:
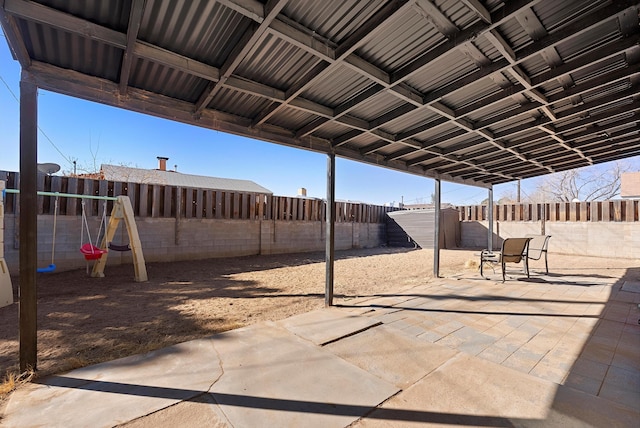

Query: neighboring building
[621,172,640,198]
[401,203,454,210]
[98,157,272,194]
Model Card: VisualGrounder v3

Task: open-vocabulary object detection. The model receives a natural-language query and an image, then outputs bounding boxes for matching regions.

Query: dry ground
[0,246,637,396]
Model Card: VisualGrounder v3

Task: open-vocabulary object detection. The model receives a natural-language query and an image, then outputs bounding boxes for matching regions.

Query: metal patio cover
[1,0,639,188]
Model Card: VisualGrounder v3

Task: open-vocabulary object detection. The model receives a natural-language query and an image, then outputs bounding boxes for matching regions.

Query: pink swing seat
[80,243,108,261]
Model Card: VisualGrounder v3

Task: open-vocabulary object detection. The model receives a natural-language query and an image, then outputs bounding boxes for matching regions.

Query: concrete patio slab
[205,322,399,428]
[277,307,381,345]
[3,322,399,428]
[324,324,458,389]
[121,394,229,428]
[2,339,222,428]
[354,352,639,427]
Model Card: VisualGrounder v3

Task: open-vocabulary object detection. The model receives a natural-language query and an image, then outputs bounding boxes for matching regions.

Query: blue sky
[0,30,636,206]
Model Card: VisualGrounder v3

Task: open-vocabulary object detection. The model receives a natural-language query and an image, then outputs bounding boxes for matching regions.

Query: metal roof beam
[393,0,542,82]
[502,103,640,145]
[296,118,331,138]
[386,1,639,141]
[118,0,146,95]
[334,84,386,117]
[216,0,265,23]
[194,0,287,114]
[385,147,417,162]
[342,4,637,172]
[460,0,491,24]
[515,7,547,41]
[253,1,414,126]
[395,117,450,141]
[24,59,478,185]
[360,141,391,156]
[133,42,220,81]
[0,6,30,67]
[513,104,640,145]
[331,130,362,148]
[5,0,127,48]
[414,0,458,37]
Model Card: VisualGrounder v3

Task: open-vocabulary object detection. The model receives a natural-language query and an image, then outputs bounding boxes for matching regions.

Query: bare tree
[535,161,634,202]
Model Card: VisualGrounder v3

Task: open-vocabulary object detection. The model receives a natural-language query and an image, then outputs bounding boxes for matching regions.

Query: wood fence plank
[139,184,149,217]
[249,193,256,220]
[83,179,94,216]
[183,189,192,219]
[214,191,222,219]
[203,190,212,218]
[297,198,304,220]
[291,197,297,220]
[277,197,284,220]
[224,192,231,219]
[265,195,272,220]
[151,185,161,218]
[98,179,109,219]
[36,174,45,214]
[127,183,137,215]
[590,201,599,222]
[163,186,172,217]
[196,189,203,219]
[257,194,265,219]
[231,192,239,219]
[66,177,78,215]
[612,200,622,221]
[49,175,62,215]
[579,202,587,222]
[624,200,635,222]
[602,201,611,222]
[242,193,249,219]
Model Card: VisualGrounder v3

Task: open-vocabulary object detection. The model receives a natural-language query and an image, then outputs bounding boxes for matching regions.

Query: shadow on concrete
[38,376,534,426]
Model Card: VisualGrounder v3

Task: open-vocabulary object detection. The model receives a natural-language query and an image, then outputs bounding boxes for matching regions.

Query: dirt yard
[0,246,636,388]
[0,248,473,380]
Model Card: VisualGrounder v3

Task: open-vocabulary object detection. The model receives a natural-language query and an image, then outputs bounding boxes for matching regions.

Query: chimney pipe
[298,187,307,197]
[157,156,169,171]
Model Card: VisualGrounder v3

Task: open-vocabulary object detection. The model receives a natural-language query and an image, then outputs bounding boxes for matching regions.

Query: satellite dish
[37,163,61,175]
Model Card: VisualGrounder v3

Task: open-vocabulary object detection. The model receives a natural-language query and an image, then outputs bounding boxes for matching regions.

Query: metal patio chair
[480,237,532,282]
[525,234,552,274]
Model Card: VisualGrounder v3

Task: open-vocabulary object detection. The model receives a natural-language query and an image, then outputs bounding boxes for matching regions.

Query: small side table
[479,250,500,277]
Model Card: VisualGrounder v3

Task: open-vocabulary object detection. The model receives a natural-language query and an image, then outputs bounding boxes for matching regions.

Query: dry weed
[464,259,479,269]
[0,369,35,399]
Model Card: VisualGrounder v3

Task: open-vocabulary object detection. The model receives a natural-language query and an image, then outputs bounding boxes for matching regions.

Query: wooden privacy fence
[457,200,639,222]
[1,171,393,223]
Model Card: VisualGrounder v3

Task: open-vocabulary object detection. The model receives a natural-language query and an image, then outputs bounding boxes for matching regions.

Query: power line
[0,74,74,167]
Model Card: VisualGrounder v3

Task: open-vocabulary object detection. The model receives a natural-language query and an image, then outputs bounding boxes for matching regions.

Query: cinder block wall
[460,221,640,259]
[3,214,386,273]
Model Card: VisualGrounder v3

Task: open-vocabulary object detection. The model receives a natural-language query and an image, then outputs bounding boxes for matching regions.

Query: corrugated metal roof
[3,0,639,188]
[101,164,273,194]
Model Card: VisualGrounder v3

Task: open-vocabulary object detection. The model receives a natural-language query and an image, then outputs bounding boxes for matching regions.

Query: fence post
[602,201,611,221]
[612,200,622,221]
[624,200,635,222]
[590,201,599,221]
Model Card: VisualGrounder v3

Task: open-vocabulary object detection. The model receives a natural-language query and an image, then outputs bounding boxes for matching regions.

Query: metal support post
[433,178,441,278]
[488,186,494,252]
[19,77,38,372]
[325,153,335,307]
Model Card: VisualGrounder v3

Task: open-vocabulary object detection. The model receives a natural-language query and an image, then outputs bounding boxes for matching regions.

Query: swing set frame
[1,185,147,308]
